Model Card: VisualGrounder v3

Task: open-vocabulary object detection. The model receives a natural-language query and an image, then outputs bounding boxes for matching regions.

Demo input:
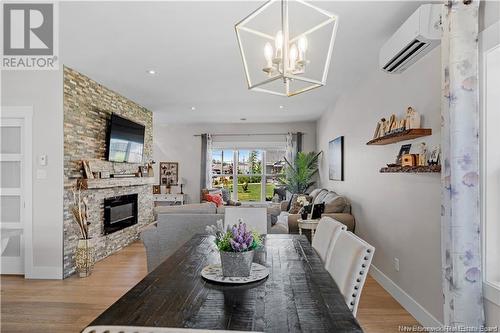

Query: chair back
[325,231,374,316]
[311,217,347,262]
[224,207,267,235]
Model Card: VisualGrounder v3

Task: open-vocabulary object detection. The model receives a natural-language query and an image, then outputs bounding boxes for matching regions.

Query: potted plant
[71,183,94,277]
[206,219,262,277]
[280,151,322,194]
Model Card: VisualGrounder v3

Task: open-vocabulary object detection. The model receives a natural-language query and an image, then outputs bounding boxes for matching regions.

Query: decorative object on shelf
[206,220,263,278]
[82,160,93,179]
[401,154,417,167]
[428,146,441,165]
[160,162,178,186]
[396,144,412,165]
[70,183,94,277]
[235,0,338,97]
[147,161,155,177]
[280,151,321,194]
[328,136,344,181]
[179,178,186,195]
[405,107,421,129]
[152,185,161,194]
[418,142,428,166]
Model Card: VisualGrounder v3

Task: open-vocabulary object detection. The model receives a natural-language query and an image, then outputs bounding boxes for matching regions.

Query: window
[211,148,286,202]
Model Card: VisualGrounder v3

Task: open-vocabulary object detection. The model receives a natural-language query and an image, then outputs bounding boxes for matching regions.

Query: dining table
[89,234,363,333]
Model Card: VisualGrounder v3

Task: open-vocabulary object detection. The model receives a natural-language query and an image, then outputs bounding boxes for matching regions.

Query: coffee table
[298,218,320,240]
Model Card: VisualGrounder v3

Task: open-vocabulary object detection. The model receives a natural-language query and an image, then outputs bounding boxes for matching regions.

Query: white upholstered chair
[325,231,375,316]
[311,217,347,263]
[224,207,267,235]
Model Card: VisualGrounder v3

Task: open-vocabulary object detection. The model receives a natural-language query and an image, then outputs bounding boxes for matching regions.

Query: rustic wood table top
[90,234,363,333]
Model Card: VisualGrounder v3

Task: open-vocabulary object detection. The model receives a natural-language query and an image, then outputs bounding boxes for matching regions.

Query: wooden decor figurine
[405,107,421,129]
[418,142,428,166]
[389,114,398,132]
[402,154,417,167]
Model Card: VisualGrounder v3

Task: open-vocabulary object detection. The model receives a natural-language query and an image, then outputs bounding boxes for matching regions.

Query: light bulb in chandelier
[264,42,273,69]
[289,44,298,71]
[298,36,308,62]
[275,30,283,58]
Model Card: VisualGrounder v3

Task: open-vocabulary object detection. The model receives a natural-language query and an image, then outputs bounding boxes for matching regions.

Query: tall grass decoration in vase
[71,183,94,277]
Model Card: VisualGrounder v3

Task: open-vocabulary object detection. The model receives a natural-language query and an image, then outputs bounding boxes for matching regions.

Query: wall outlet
[394,257,400,272]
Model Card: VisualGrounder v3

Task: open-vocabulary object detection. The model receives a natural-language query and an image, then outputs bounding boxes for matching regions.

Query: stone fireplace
[63,66,153,277]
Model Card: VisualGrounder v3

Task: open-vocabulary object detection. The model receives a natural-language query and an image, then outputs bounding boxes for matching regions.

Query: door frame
[1,106,33,277]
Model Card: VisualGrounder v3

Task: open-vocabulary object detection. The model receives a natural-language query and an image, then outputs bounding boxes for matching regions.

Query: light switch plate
[39,155,48,166]
[36,169,47,179]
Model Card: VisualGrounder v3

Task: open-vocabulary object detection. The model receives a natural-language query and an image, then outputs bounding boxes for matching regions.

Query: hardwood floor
[1,241,419,333]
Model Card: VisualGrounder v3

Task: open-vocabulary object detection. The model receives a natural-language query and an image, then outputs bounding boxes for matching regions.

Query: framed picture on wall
[160,162,179,186]
[328,136,344,181]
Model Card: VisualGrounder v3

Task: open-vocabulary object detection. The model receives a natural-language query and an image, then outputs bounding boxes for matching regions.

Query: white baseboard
[369,265,443,328]
[27,266,63,279]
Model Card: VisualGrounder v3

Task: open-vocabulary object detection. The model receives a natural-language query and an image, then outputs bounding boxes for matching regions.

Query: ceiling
[60,1,425,124]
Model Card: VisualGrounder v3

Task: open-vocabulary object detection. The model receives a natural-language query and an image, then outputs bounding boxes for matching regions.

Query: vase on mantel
[75,238,94,277]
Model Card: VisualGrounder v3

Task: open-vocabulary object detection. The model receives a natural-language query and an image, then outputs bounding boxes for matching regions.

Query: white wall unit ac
[380,4,442,74]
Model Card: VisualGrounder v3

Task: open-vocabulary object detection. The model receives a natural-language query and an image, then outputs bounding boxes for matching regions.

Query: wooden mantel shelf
[79,176,156,190]
[380,165,441,173]
[367,129,432,145]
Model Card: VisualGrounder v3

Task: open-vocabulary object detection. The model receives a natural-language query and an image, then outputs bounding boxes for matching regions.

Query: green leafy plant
[279,151,322,194]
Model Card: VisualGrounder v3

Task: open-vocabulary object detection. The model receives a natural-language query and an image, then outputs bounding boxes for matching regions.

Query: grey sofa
[141,202,286,272]
[283,188,355,233]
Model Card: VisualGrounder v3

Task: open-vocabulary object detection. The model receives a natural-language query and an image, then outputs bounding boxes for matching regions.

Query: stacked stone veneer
[63,66,153,278]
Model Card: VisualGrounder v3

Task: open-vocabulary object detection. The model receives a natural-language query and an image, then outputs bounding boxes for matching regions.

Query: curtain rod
[193,132,304,137]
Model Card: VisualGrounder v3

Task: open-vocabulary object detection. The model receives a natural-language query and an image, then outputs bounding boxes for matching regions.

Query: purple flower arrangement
[207,219,262,253]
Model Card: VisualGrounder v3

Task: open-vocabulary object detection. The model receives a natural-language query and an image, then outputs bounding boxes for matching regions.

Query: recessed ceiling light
[240,118,247,121]
[191,106,196,110]
[279,105,284,109]
[146,70,156,75]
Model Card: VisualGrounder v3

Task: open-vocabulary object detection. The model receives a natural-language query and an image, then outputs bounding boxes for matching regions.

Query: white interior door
[1,110,31,275]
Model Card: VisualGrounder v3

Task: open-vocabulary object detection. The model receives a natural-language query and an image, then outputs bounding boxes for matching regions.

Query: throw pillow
[311,203,325,219]
[323,195,349,213]
[204,193,223,207]
[220,188,231,202]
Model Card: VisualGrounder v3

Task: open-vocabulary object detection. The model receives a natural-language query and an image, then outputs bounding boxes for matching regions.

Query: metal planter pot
[220,250,254,277]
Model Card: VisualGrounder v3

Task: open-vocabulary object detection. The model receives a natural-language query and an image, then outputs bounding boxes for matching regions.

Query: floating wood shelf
[380,165,441,173]
[79,176,156,190]
[367,129,432,145]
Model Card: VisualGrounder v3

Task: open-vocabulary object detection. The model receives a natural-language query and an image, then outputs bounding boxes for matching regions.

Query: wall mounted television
[107,114,145,163]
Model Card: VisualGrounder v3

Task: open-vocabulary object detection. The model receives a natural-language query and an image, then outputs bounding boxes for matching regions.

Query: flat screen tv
[107,114,145,163]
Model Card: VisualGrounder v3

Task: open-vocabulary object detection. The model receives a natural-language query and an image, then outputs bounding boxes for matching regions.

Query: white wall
[153,121,316,203]
[317,47,443,323]
[2,70,64,279]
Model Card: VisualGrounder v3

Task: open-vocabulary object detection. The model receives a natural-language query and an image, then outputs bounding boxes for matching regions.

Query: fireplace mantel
[79,177,156,190]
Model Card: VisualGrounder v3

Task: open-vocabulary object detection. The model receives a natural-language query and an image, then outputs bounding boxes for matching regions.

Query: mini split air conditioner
[380,4,442,74]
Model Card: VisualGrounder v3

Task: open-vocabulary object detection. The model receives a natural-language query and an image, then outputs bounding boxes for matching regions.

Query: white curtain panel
[285,132,294,163]
[206,134,213,189]
[441,0,484,327]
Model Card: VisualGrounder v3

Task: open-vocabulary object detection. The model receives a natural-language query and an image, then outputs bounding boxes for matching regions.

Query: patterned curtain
[441,0,484,328]
[206,134,213,189]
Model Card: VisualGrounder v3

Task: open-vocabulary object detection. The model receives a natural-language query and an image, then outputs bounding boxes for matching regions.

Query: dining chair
[224,207,267,235]
[83,326,262,333]
[311,217,347,263]
[325,231,375,317]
